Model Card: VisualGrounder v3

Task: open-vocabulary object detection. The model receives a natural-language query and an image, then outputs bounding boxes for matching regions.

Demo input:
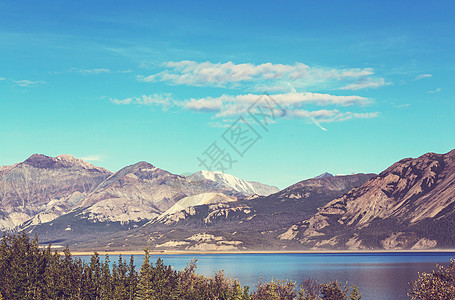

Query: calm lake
[78,252,455,300]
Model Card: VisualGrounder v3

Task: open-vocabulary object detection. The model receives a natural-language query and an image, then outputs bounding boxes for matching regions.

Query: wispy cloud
[80,155,104,162]
[75,68,111,74]
[184,97,224,112]
[0,77,5,81]
[183,92,371,118]
[396,103,411,108]
[109,92,378,125]
[286,109,379,123]
[338,77,389,90]
[14,80,45,87]
[310,117,328,131]
[429,88,441,94]
[70,68,132,75]
[110,93,173,108]
[138,60,385,92]
[116,60,382,127]
[207,121,233,128]
[416,73,432,80]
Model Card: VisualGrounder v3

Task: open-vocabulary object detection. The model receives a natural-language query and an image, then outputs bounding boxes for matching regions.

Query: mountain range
[1,149,454,251]
[279,149,455,250]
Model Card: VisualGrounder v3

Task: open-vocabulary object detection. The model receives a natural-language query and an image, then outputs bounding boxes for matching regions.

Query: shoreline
[68,249,455,256]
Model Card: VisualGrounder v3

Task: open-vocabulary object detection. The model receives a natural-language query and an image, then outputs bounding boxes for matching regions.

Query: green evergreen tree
[87,252,102,299]
[72,257,85,299]
[0,232,371,300]
[113,255,129,299]
[100,254,112,299]
[148,257,178,299]
[0,235,13,298]
[60,244,76,299]
[43,248,61,299]
[135,248,152,300]
[127,255,138,300]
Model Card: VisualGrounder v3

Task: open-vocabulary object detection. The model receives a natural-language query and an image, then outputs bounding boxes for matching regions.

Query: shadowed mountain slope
[280,149,455,250]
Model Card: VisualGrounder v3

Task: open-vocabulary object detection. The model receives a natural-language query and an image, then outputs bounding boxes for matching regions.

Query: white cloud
[429,88,441,94]
[111,98,133,105]
[110,91,377,125]
[396,103,411,108]
[311,118,328,131]
[339,78,388,90]
[110,93,173,107]
[207,121,233,128]
[267,92,370,106]
[80,155,103,162]
[416,74,432,80]
[14,80,45,87]
[138,60,381,91]
[70,68,132,75]
[0,77,5,81]
[183,92,371,118]
[286,109,379,123]
[74,68,111,74]
[183,97,224,112]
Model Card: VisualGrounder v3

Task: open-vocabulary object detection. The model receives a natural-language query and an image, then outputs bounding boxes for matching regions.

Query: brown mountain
[0,154,267,245]
[85,173,376,252]
[0,154,112,231]
[69,161,237,225]
[26,161,242,242]
[280,149,455,250]
[147,173,375,228]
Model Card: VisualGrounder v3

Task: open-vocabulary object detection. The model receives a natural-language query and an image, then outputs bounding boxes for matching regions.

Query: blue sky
[0,0,454,188]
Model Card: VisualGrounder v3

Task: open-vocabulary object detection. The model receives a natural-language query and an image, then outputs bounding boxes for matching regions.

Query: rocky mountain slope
[280,149,455,250]
[86,173,375,251]
[0,154,112,231]
[147,173,375,228]
[27,162,243,239]
[3,149,454,251]
[188,170,279,196]
[0,155,252,233]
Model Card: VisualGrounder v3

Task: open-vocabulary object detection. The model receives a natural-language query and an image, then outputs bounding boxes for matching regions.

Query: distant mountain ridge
[2,149,454,251]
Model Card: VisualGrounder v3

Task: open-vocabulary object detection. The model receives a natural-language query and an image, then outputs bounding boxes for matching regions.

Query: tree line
[1,232,453,299]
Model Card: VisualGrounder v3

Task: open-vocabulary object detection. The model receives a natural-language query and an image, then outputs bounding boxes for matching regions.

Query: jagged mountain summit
[314,172,334,179]
[27,162,242,237]
[188,170,280,196]
[0,154,112,231]
[0,155,246,233]
[280,149,455,250]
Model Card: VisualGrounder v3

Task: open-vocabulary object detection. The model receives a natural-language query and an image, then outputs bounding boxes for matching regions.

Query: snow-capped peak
[188,170,279,196]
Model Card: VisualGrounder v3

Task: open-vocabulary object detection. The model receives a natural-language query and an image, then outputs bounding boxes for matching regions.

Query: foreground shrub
[297,279,361,300]
[408,258,455,300]
[251,278,297,299]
